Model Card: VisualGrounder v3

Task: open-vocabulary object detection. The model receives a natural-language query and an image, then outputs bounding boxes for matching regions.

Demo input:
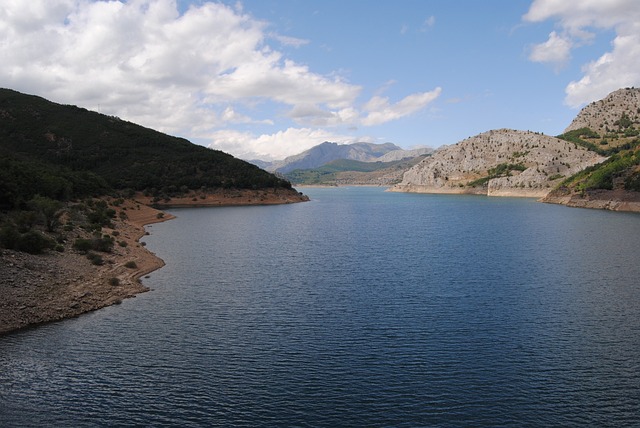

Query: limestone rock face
[564,87,640,134]
[390,129,605,197]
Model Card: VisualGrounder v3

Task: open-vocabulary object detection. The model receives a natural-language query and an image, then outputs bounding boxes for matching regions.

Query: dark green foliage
[467,163,526,187]
[557,128,604,154]
[73,235,114,253]
[87,252,104,265]
[557,127,640,156]
[559,150,640,191]
[72,238,93,253]
[624,170,640,191]
[28,195,63,232]
[614,112,633,129]
[14,230,54,254]
[108,277,120,286]
[0,88,291,211]
[0,224,52,254]
[0,223,20,249]
[124,261,137,269]
[85,200,115,228]
[0,222,54,254]
[0,154,108,210]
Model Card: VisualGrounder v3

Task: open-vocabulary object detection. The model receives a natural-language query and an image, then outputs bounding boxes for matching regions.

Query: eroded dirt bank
[0,189,309,335]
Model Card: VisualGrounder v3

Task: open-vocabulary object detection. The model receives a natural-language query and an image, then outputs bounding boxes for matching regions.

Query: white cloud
[0,1,359,131]
[272,33,310,48]
[285,87,442,129]
[362,88,442,126]
[528,31,573,67]
[208,127,364,161]
[524,0,640,107]
[0,0,442,160]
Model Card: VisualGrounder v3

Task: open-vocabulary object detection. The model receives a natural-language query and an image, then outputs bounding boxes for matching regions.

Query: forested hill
[0,88,291,208]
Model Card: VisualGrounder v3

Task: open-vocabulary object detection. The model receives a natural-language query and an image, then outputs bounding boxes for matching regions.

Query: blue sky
[1,1,638,160]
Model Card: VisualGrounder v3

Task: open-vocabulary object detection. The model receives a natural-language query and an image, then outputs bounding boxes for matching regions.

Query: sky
[1,0,639,161]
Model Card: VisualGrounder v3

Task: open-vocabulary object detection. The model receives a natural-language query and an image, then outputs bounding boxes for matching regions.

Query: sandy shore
[0,189,308,335]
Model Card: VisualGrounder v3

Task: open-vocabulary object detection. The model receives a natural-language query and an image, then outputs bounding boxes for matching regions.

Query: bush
[108,277,120,286]
[124,261,137,268]
[73,238,93,253]
[74,236,114,253]
[0,223,20,249]
[87,252,104,265]
[15,230,54,254]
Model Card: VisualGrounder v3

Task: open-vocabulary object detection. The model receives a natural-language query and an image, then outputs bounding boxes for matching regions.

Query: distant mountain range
[252,141,433,174]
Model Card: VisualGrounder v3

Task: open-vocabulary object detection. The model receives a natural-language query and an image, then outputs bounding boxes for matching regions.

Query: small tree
[28,195,64,232]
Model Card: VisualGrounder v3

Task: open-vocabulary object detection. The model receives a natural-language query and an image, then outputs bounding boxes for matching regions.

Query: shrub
[108,277,120,286]
[87,252,104,265]
[124,261,137,268]
[15,230,54,254]
[0,223,20,249]
[73,238,93,253]
[119,240,128,247]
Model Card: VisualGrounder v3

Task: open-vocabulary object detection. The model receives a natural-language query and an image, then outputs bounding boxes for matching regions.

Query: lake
[1,187,639,426]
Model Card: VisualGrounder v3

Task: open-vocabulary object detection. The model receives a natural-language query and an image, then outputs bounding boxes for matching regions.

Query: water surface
[1,187,639,426]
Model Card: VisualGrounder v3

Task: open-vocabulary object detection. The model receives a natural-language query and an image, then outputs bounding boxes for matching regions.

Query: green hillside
[0,88,291,209]
[284,157,425,185]
[555,128,640,193]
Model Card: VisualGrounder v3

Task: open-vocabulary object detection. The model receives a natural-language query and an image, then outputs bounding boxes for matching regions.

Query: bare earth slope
[0,190,308,335]
[0,201,170,335]
[390,129,605,197]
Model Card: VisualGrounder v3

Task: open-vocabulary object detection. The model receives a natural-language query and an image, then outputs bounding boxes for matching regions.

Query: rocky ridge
[391,129,605,197]
[564,87,640,134]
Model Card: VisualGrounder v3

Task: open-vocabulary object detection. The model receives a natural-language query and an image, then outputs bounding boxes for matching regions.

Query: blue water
[1,187,640,426]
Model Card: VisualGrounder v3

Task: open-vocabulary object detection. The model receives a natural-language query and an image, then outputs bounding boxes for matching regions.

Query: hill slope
[0,88,294,209]
[541,88,640,211]
[284,156,428,186]
[390,129,605,197]
[564,87,640,135]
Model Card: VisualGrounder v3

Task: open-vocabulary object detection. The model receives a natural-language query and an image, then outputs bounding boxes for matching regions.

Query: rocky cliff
[564,87,640,134]
[390,129,605,197]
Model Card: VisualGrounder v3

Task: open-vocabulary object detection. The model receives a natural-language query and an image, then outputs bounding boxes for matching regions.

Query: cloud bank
[525,0,640,107]
[0,0,440,159]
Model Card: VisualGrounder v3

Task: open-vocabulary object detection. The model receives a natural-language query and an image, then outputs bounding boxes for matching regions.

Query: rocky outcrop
[390,129,605,197]
[564,87,640,134]
[376,147,433,162]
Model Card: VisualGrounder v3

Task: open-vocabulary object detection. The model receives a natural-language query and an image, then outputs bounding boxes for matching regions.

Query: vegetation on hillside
[557,149,640,192]
[554,111,640,193]
[284,157,427,185]
[0,88,291,205]
[0,88,294,253]
[467,163,527,188]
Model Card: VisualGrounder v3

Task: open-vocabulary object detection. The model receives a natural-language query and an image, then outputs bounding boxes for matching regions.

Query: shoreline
[541,189,640,213]
[0,189,308,335]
